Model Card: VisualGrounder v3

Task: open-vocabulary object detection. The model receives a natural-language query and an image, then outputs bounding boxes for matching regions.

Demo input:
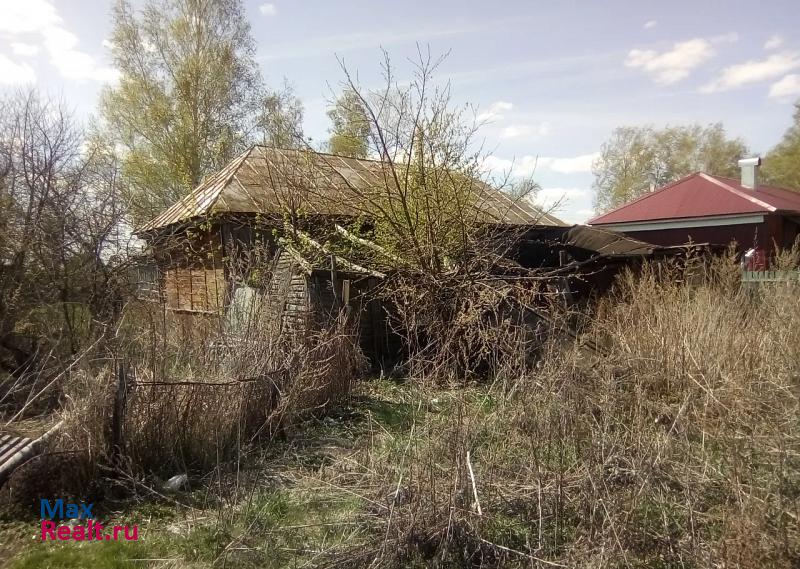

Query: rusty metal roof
[137,147,565,233]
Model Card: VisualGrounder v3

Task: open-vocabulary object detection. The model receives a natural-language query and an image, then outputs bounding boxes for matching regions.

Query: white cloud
[481,155,540,177]
[482,155,519,174]
[499,125,528,138]
[643,20,658,29]
[0,54,36,84]
[259,3,277,16]
[530,189,594,224]
[499,122,550,139]
[42,25,119,82]
[701,52,800,93]
[535,187,589,206]
[769,74,800,99]
[625,38,715,84]
[0,0,61,34]
[572,208,596,223]
[540,152,599,174]
[765,35,783,50]
[482,152,599,178]
[10,42,40,57]
[476,100,513,122]
[0,0,117,83]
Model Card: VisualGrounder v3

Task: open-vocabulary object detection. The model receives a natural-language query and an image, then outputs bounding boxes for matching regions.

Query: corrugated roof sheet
[137,147,565,233]
[590,172,800,225]
[563,225,659,256]
[0,434,33,471]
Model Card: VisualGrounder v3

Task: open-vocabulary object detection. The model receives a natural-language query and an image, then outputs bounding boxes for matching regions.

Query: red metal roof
[589,173,800,225]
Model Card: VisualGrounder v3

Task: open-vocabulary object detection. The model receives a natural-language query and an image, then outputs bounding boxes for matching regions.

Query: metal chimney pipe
[738,157,761,190]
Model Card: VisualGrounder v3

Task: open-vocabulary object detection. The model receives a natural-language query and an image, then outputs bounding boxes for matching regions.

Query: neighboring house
[134,146,566,366]
[589,159,800,262]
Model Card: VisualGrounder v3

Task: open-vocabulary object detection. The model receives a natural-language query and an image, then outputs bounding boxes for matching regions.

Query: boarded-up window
[134,263,162,302]
[164,268,225,313]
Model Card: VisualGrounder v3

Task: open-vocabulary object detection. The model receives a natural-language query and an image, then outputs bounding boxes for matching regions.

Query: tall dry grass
[108,306,362,474]
[2,267,363,506]
[330,257,799,568]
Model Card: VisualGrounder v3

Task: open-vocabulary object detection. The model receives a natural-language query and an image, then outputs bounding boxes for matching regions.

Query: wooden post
[367,278,385,370]
[342,279,351,320]
[110,360,128,468]
[342,279,350,305]
[330,253,340,308]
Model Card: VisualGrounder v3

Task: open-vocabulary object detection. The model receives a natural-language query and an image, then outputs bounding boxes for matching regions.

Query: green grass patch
[178,524,233,562]
[9,540,147,569]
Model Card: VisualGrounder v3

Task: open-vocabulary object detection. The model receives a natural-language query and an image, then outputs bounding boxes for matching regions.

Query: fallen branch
[294,228,386,278]
[4,336,104,427]
[334,224,404,265]
[478,538,568,568]
[466,449,482,516]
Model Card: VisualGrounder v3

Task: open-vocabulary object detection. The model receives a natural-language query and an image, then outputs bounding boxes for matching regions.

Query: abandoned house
[589,158,800,265]
[135,146,569,365]
[135,146,680,367]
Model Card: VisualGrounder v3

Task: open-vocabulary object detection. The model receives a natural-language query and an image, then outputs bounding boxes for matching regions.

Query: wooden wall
[147,223,402,369]
[154,228,228,314]
[163,267,225,313]
[268,250,311,334]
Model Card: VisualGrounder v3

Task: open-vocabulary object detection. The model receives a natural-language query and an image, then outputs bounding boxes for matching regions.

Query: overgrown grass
[3,259,799,568]
[0,378,411,568]
[9,541,146,569]
[317,259,800,567]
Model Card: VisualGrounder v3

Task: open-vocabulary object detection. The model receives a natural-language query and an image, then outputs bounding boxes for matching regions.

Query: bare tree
[0,90,129,410]
[317,49,539,275]
[277,49,558,381]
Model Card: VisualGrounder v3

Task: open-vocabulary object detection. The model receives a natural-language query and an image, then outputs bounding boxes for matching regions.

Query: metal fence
[741,270,800,283]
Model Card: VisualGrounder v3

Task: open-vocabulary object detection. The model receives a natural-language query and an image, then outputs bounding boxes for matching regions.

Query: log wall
[269,249,311,334]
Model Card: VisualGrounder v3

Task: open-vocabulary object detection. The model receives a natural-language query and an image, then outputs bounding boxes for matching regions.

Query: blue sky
[1,0,799,222]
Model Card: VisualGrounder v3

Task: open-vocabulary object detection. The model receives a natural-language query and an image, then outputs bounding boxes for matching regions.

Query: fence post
[109,359,128,468]
[330,253,340,307]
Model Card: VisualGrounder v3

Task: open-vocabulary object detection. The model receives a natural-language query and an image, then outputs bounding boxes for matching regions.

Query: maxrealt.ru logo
[40,499,138,541]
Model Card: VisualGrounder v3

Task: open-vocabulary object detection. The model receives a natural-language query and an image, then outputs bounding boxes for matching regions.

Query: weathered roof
[590,172,800,225]
[516,224,680,270]
[562,225,662,256]
[137,146,565,233]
